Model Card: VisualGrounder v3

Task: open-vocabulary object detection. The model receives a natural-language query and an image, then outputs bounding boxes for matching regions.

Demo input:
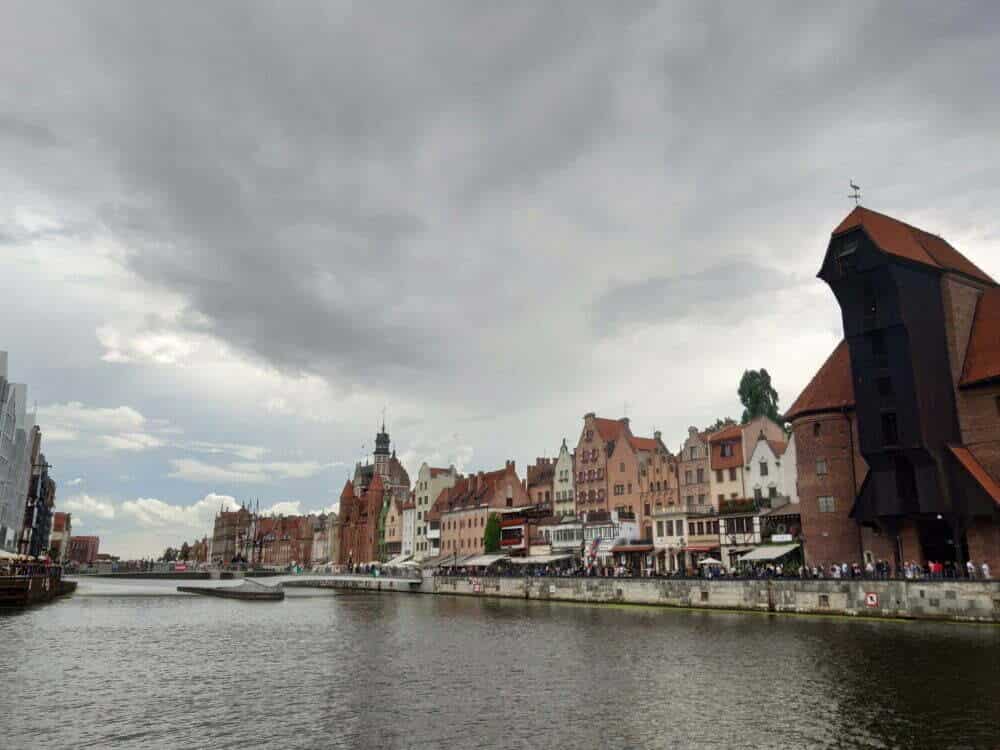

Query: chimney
[654,431,662,441]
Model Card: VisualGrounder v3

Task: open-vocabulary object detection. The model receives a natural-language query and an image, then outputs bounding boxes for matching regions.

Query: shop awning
[384,554,412,566]
[684,545,719,553]
[462,554,509,567]
[505,554,574,565]
[611,544,654,553]
[738,543,800,562]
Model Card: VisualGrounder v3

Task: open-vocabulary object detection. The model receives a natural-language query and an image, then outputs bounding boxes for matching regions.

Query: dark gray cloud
[591,261,801,336]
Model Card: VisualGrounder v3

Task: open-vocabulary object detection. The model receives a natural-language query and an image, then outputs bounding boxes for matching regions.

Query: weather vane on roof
[849,180,861,206]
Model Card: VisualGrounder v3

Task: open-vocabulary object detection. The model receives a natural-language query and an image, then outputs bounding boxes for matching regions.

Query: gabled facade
[677,427,711,512]
[526,457,555,509]
[552,439,575,517]
[574,413,630,515]
[338,473,389,566]
[414,463,459,559]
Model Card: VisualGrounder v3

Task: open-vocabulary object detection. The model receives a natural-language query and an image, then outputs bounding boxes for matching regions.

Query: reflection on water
[2,579,998,749]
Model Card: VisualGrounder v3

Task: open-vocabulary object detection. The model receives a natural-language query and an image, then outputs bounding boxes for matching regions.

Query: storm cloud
[2,1,998,557]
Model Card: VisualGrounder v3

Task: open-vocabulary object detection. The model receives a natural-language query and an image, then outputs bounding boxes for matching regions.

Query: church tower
[373,419,391,476]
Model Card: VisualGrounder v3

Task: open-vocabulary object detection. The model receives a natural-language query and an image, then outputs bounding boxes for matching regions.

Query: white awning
[505,554,574,565]
[462,554,509,567]
[384,554,412,566]
[738,543,800,562]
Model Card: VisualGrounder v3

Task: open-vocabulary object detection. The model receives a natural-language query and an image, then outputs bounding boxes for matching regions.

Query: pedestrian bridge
[277,573,424,591]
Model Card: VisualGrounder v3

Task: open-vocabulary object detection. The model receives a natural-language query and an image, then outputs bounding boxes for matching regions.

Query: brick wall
[793,412,866,566]
[967,518,1000,573]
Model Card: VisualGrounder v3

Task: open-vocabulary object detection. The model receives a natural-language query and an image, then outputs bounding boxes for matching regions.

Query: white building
[401,499,415,558]
[746,431,795,505]
[651,508,688,572]
[552,438,575,517]
[0,354,34,553]
[413,463,459,560]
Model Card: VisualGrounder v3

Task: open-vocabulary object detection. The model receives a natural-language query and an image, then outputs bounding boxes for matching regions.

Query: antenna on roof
[849,180,861,206]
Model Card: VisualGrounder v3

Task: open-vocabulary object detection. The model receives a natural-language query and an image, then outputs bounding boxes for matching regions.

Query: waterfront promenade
[296,572,1000,623]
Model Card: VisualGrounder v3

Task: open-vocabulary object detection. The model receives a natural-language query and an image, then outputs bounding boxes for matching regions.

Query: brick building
[677,427,711,513]
[68,535,100,565]
[430,461,529,562]
[790,206,999,570]
[525,457,555,509]
[49,511,71,563]
[338,473,387,566]
[258,515,314,568]
[210,505,254,564]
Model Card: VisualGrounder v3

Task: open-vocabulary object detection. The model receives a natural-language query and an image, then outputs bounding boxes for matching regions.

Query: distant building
[210,505,254,564]
[400,495,415,559]
[49,512,71,563]
[431,461,529,562]
[258,514,314,568]
[551,439,575,517]
[413,463,458,560]
[338,474,386,566]
[0,353,36,553]
[677,427,711,513]
[525,457,555,509]
[68,535,100,565]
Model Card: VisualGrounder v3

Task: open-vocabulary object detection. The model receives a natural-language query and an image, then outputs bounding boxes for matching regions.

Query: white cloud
[180,440,268,461]
[60,493,116,520]
[120,492,239,529]
[167,458,330,484]
[66,477,84,486]
[101,432,166,452]
[260,500,303,516]
[37,401,167,454]
[97,324,199,365]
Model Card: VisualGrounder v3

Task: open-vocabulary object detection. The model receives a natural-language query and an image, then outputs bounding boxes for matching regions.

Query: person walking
[982,561,991,580]
[966,559,976,579]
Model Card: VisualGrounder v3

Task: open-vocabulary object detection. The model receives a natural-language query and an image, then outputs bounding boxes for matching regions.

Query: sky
[2,2,998,559]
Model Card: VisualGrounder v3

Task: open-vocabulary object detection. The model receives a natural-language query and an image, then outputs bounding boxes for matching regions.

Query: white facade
[401,504,415,558]
[746,433,794,504]
[0,356,34,553]
[651,510,688,572]
[413,463,458,560]
[552,439,575,517]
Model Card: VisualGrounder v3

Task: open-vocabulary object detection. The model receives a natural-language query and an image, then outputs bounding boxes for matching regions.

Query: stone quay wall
[314,575,1000,624]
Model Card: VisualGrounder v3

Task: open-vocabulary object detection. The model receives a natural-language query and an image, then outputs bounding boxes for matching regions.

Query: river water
[1,577,998,749]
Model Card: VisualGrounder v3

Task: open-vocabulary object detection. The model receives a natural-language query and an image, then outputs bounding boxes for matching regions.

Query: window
[715,470,723,483]
[697,494,705,505]
[816,458,828,476]
[818,496,835,513]
[877,376,893,398]
[768,486,777,499]
[619,462,625,472]
[689,447,698,459]
[696,468,705,483]
[644,504,650,516]
[686,495,693,505]
[717,494,724,502]
[881,412,899,446]
[759,461,769,476]
[754,488,762,501]
[721,443,734,458]
[697,522,704,535]
[627,483,632,493]
[656,521,664,537]
[837,239,857,275]
[729,468,737,481]
[813,422,821,437]
[688,522,696,535]
[685,470,693,484]
[666,520,673,536]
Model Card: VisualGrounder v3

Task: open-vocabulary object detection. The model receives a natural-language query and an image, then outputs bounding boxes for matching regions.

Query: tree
[162,547,177,562]
[739,369,781,424]
[704,417,736,433]
[179,542,191,561]
[483,513,501,554]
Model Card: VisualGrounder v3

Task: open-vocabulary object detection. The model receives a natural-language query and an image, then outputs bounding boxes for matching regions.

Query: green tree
[704,417,736,433]
[162,547,177,562]
[483,513,501,554]
[179,542,191,561]
[738,369,781,424]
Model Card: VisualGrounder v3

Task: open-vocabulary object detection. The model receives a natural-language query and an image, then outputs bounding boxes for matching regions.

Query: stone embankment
[311,575,1000,623]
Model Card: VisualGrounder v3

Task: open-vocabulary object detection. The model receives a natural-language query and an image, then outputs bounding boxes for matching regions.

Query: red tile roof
[948,445,1000,508]
[766,440,788,458]
[593,417,627,441]
[833,207,994,284]
[960,287,1000,388]
[785,340,856,421]
[627,436,659,452]
[340,480,354,499]
[708,424,742,443]
[428,467,452,477]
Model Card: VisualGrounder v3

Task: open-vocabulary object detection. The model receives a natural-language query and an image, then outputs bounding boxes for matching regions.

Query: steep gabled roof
[948,445,1000,508]
[593,417,627,441]
[627,435,659,453]
[785,340,855,422]
[832,207,994,284]
[708,424,741,443]
[960,287,1000,388]
[766,440,788,458]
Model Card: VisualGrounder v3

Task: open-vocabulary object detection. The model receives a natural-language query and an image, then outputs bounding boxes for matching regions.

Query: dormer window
[837,239,858,275]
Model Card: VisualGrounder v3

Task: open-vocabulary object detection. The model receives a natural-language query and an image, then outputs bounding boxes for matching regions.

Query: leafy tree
[179,542,191,561]
[483,513,501,554]
[704,417,736,433]
[739,369,781,424]
[162,547,178,562]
